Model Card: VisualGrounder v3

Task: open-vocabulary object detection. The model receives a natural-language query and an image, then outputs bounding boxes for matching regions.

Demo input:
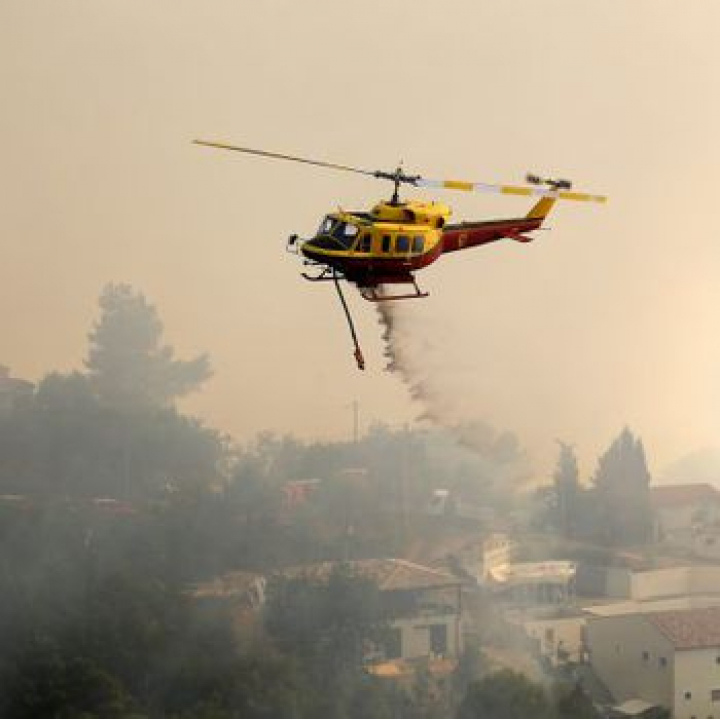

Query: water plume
[375,292,531,487]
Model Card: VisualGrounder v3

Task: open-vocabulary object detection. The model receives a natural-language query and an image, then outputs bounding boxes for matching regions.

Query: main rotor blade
[416,177,607,203]
[193,140,377,178]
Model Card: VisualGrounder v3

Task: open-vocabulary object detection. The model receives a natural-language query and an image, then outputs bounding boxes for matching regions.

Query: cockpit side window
[318,217,334,236]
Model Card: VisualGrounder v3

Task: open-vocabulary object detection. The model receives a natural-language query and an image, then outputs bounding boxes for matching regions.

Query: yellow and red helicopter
[194,140,606,370]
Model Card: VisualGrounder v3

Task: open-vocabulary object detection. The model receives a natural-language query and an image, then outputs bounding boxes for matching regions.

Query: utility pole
[402,423,410,544]
[351,399,359,444]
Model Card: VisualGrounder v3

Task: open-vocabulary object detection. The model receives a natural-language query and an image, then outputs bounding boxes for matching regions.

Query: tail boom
[441,215,544,253]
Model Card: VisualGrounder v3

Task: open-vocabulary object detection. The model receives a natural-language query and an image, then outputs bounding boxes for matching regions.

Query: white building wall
[657,505,701,535]
[656,501,720,543]
[524,617,586,664]
[631,567,720,601]
[673,648,720,719]
[587,614,675,710]
[693,531,720,561]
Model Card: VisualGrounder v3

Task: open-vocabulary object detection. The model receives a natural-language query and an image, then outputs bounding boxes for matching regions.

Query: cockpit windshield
[315,217,360,250]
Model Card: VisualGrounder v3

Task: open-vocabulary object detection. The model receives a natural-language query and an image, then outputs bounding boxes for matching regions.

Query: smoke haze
[2,0,720,478]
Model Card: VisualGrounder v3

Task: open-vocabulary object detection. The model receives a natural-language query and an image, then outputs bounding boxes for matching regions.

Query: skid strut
[332,271,365,371]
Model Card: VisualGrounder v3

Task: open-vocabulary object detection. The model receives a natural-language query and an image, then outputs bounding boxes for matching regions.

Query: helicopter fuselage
[297,198,549,297]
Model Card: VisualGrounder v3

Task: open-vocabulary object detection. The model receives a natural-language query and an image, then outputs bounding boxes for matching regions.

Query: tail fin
[526,196,557,220]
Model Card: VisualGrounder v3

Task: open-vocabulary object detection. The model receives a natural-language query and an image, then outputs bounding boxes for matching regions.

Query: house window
[396,235,410,252]
[712,689,720,702]
[430,624,448,655]
[685,691,693,700]
[659,656,668,669]
[642,651,649,663]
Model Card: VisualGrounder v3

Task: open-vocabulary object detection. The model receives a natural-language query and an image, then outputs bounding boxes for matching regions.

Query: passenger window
[359,234,372,253]
[412,236,424,253]
[396,235,410,252]
[382,235,391,252]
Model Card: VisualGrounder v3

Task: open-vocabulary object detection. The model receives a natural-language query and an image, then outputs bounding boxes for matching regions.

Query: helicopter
[194,140,606,370]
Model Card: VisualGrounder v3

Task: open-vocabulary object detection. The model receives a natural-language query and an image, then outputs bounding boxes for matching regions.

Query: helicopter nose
[297,239,314,257]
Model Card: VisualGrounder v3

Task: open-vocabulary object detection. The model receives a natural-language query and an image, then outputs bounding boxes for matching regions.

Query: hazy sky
[2,0,719,480]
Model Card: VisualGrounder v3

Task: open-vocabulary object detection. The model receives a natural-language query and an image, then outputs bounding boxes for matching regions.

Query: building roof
[187,570,265,600]
[614,699,658,716]
[650,483,719,508]
[645,606,720,649]
[279,558,464,591]
[584,595,720,617]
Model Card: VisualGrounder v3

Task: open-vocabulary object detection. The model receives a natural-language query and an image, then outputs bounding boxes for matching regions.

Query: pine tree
[592,427,652,545]
[85,284,211,409]
[553,441,580,537]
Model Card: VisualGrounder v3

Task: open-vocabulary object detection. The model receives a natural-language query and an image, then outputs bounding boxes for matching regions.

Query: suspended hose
[332,271,365,371]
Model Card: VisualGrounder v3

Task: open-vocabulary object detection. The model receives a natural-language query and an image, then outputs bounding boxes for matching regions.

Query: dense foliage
[0,285,604,716]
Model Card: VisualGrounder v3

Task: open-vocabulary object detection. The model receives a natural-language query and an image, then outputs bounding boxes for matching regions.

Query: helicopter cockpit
[306,216,361,251]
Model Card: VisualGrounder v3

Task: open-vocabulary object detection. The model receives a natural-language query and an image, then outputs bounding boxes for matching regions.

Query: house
[692,527,720,561]
[480,533,576,605]
[523,615,588,666]
[279,558,467,662]
[587,606,720,719]
[651,484,720,544]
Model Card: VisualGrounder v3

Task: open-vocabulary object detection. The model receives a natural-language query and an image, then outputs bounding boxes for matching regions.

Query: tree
[264,564,388,674]
[592,427,652,545]
[553,441,580,538]
[554,682,600,719]
[457,669,553,719]
[86,283,211,410]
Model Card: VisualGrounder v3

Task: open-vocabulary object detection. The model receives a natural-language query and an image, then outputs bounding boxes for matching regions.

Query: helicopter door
[358,233,372,253]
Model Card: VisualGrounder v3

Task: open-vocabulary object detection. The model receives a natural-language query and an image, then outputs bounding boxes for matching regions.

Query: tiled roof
[646,606,720,649]
[188,570,265,599]
[650,483,719,508]
[279,558,464,591]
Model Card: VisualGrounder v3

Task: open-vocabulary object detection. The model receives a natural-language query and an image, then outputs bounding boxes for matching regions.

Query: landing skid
[301,266,337,282]
[360,279,428,302]
[300,265,427,370]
